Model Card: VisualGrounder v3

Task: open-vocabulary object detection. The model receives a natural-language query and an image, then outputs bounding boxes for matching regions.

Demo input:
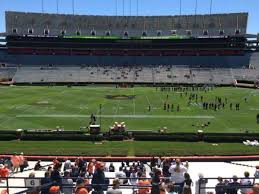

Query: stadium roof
[5,11,248,37]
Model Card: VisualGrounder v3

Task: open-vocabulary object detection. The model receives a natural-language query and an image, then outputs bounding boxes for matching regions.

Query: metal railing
[198,177,259,194]
[0,176,180,194]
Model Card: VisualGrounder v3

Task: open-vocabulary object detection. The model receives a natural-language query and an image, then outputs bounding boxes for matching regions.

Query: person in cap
[92,161,106,194]
[75,178,89,194]
[107,179,122,194]
[49,186,61,194]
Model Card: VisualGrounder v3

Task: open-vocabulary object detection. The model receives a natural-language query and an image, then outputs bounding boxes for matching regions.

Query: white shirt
[240,178,252,194]
[169,164,187,183]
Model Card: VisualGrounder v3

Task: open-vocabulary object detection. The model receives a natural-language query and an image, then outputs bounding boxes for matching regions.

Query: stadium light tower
[179,0,182,16]
[137,0,139,16]
[56,0,59,14]
[195,0,198,16]
[210,0,213,15]
[41,0,44,13]
[72,0,75,15]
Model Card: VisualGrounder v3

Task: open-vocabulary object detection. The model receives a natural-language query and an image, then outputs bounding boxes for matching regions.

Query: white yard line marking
[16,114,215,119]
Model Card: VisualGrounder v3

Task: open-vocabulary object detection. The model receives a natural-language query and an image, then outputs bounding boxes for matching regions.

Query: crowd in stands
[1,155,259,194]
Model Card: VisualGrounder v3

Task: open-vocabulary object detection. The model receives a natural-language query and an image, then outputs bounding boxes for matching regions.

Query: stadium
[0,0,259,193]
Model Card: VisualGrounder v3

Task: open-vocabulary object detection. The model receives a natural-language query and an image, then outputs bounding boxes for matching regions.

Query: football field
[0,86,259,133]
[1,85,259,156]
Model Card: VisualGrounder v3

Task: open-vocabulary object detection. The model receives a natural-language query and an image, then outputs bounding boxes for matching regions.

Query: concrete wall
[5,11,248,37]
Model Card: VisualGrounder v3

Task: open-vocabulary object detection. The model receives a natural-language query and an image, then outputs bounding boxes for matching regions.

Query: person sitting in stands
[49,186,61,194]
[215,177,226,194]
[247,184,259,194]
[107,178,122,194]
[40,171,52,194]
[226,175,240,194]
[137,172,151,194]
[61,171,73,194]
[165,182,177,194]
[109,163,115,172]
[92,161,106,194]
[11,152,20,173]
[75,178,89,194]
[0,164,9,183]
[240,172,252,194]
[34,160,43,171]
[115,166,126,184]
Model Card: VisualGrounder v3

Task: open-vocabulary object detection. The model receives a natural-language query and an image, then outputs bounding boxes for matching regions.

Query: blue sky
[0,0,258,34]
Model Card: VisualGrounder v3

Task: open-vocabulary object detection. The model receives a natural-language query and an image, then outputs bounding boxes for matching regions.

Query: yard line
[16,114,215,119]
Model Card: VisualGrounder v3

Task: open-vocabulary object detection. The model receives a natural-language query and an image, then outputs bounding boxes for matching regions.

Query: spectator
[75,178,89,194]
[53,158,61,170]
[169,159,187,194]
[247,184,259,194]
[183,173,193,194]
[11,152,20,173]
[20,157,29,172]
[107,178,122,194]
[51,166,61,185]
[63,158,72,172]
[137,172,150,194]
[87,159,95,176]
[18,152,25,172]
[254,166,259,178]
[130,169,138,186]
[109,163,115,172]
[34,160,43,171]
[49,186,61,194]
[27,172,39,194]
[115,167,126,184]
[195,173,207,194]
[240,172,252,194]
[0,164,9,183]
[165,182,177,194]
[215,177,226,194]
[62,171,73,194]
[40,171,52,194]
[151,168,162,194]
[92,161,106,194]
[226,175,240,194]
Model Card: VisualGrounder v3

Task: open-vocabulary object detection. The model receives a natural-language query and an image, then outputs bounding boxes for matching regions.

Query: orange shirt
[75,187,89,194]
[11,155,20,167]
[19,156,24,165]
[0,189,7,194]
[138,180,151,194]
[0,167,9,178]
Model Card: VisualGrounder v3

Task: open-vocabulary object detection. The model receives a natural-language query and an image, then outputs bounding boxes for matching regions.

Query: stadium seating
[10,64,259,84]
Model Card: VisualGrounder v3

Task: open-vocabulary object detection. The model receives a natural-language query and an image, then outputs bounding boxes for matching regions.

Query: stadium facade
[0,11,259,84]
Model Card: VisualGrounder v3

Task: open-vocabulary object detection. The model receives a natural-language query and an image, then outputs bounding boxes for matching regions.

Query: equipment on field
[89,125,101,134]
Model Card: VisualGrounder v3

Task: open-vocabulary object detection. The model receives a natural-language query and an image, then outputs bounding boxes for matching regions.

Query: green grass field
[1,85,259,156]
[0,86,259,133]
